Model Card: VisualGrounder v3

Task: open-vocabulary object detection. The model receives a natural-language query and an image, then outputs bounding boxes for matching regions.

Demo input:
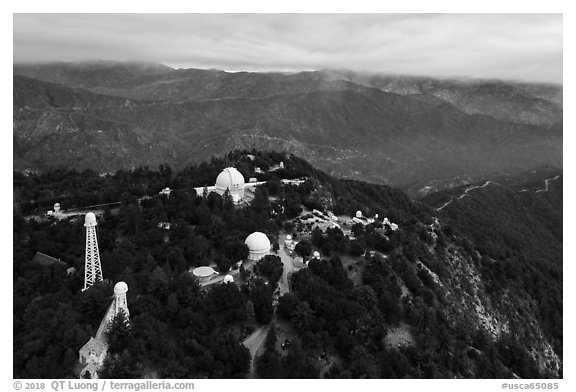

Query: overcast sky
[13,13,562,83]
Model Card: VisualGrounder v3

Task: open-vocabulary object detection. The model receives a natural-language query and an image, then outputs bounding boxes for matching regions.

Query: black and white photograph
[10,8,565,386]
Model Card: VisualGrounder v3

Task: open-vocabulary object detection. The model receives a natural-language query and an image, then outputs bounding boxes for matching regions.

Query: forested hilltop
[13,150,562,378]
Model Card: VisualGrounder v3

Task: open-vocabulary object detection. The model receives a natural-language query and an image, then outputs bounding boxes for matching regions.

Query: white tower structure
[83,212,103,291]
[79,281,130,379]
[112,282,130,319]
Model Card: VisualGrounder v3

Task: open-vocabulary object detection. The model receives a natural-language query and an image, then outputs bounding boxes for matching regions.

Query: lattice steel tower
[83,212,103,291]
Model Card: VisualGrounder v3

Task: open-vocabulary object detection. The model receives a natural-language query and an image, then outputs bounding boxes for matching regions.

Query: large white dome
[215,167,245,193]
[245,232,271,261]
[245,232,271,252]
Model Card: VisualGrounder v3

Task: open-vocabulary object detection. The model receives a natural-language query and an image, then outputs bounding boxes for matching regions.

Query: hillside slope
[421,168,562,365]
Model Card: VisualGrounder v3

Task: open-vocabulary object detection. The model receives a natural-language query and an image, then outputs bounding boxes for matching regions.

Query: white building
[284,234,295,251]
[47,202,63,217]
[192,266,219,283]
[383,217,399,231]
[215,167,246,204]
[245,232,271,261]
[157,222,171,230]
[159,187,172,197]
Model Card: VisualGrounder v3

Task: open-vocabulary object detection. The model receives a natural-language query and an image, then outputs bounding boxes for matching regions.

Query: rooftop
[31,252,68,268]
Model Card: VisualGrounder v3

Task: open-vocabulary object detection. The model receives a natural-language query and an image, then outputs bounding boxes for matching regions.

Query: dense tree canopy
[13,150,561,379]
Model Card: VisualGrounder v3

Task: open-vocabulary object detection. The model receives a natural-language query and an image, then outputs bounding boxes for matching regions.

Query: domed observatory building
[192,266,218,283]
[245,232,271,261]
[215,167,245,204]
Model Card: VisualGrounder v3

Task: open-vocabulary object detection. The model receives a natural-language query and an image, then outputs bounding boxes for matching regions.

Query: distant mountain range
[13,61,562,195]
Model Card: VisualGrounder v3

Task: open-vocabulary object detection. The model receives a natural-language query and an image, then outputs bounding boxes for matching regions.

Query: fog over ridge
[13,13,562,84]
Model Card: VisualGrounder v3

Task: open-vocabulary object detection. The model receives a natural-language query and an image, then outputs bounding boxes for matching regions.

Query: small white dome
[85,212,97,226]
[286,234,292,241]
[245,232,271,253]
[356,210,362,218]
[192,266,217,278]
[215,167,245,193]
[313,251,320,259]
[374,214,379,219]
[223,274,234,283]
[114,281,128,295]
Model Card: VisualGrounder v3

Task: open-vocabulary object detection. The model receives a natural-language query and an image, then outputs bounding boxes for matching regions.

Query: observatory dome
[193,266,217,278]
[286,234,292,241]
[313,251,320,259]
[355,210,362,218]
[85,212,97,226]
[215,167,245,202]
[223,274,234,283]
[245,232,271,261]
[114,281,128,295]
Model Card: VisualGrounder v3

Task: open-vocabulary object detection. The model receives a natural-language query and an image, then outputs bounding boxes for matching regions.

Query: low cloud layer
[13,14,562,83]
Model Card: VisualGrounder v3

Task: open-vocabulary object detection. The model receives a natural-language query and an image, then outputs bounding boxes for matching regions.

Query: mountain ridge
[13,63,562,195]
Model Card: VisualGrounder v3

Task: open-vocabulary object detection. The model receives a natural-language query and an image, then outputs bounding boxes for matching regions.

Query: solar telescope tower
[83,212,103,291]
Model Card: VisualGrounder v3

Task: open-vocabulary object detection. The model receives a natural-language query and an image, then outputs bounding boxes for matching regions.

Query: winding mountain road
[536,175,561,193]
[437,181,499,211]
